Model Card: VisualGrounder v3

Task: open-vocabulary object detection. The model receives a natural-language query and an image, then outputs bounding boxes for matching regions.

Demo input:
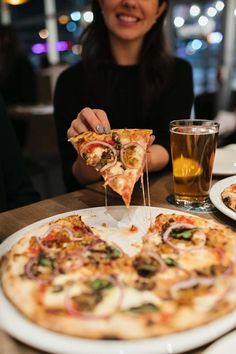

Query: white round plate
[209,176,236,220]
[213,144,236,176]
[1,206,236,354]
[204,330,236,354]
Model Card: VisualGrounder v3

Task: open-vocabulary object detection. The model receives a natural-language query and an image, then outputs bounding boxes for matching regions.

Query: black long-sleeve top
[0,95,40,212]
[54,57,194,192]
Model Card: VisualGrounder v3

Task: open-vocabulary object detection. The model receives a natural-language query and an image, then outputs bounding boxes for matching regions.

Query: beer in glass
[170,120,219,210]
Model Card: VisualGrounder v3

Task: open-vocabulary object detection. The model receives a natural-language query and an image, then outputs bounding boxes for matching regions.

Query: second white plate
[213,144,236,176]
[210,176,236,220]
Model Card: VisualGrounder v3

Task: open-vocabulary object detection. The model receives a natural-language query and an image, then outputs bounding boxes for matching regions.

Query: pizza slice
[221,183,236,212]
[69,129,153,207]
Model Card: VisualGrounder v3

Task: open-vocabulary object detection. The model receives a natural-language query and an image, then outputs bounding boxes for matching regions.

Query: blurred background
[0,0,235,200]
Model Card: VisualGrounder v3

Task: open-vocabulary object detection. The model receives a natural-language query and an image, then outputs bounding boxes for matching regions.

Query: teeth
[118,15,138,22]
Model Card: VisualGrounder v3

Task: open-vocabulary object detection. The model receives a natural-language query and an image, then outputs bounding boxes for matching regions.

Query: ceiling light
[4,0,29,5]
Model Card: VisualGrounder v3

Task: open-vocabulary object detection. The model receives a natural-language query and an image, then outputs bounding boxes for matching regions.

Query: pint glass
[170,120,219,210]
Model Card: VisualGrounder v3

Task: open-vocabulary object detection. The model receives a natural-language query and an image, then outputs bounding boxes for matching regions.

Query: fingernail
[104,126,110,133]
[96,124,103,134]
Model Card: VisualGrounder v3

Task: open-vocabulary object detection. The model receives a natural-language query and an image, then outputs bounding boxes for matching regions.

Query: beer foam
[172,126,218,135]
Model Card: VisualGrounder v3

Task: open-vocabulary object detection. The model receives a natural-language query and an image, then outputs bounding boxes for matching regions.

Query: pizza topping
[65,291,105,318]
[127,303,159,314]
[86,241,122,265]
[38,255,54,268]
[170,277,215,301]
[129,224,138,232]
[57,250,85,273]
[162,223,207,253]
[118,287,162,312]
[80,141,117,172]
[134,277,156,291]
[41,224,74,240]
[111,132,122,149]
[164,257,178,267]
[65,275,123,318]
[37,224,85,254]
[90,278,114,291]
[133,252,165,277]
[196,264,232,277]
[162,223,198,242]
[25,255,57,284]
[120,143,145,169]
[105,244,122,259]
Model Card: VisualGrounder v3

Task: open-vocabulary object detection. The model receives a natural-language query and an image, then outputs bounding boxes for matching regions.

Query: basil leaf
[164,257,178,267]
[91,278,114,291]
[38,256,54,268]
[128,303,159,314]
[105,245,121,259]
[171,228,198,240]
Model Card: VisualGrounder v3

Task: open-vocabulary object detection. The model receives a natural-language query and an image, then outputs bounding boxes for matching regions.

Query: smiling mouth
[117,14,140,23]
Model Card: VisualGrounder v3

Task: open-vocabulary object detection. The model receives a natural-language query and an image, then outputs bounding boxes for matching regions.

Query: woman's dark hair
[0,25,21,85]
[80,0,173,108]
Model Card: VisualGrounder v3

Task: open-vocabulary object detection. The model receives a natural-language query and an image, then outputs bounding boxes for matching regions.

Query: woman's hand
[67,107,111,139]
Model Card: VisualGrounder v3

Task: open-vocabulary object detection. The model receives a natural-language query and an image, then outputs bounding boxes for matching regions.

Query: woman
[54,0,194,191]
[0,95,40,212]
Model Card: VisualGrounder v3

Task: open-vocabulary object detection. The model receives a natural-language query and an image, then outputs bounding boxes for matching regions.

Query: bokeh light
[83,11,94,23]
[198,16,209,26]
[215,1,225,12]
[174,16,185,28]
[190,5,201,17]
[39,29,49,39]
[70,11,81,21]
[66,22,77,32]
[58,15,69,25]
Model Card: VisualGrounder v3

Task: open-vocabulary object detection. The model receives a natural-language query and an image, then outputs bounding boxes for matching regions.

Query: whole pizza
[1,211,236,339]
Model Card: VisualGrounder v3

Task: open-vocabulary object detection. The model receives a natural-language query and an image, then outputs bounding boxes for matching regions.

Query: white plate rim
[209,176,236,220]
[1,205,236,354]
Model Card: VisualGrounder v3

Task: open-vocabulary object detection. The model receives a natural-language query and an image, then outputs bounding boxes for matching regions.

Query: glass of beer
[170,119,219,211]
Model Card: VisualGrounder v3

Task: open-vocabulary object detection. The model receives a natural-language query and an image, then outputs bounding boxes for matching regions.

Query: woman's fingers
[149,135,156,146]
[93,109,111,133]
[67,118,88,138]
[67,107,111,139]
[146,135,155,153]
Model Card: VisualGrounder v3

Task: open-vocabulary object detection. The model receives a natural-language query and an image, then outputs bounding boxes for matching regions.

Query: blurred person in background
[0,24,37,147]
[54,0,194,192]
[0,95,40,212]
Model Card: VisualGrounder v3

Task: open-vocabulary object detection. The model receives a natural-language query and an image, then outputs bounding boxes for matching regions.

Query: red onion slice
[170,277,215,300]
[80,141,117,172]
[37,224,87,253]
[120,142,145,169]
[40,224,74,240]
[162,223,206,254]
[25,256,56,285]
[57,251,85,272]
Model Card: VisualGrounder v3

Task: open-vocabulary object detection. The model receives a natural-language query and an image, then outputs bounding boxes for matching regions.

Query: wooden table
[0,172,235,354]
